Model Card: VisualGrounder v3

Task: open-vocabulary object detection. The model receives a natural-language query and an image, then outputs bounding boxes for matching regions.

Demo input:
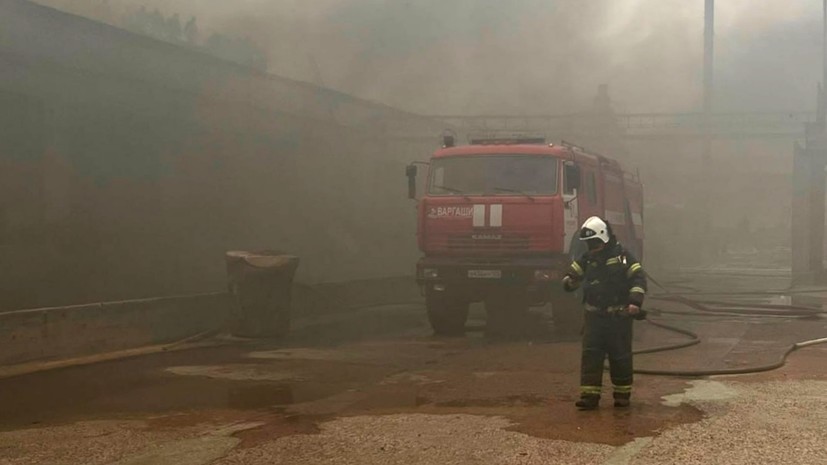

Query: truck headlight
[423,268,439,279]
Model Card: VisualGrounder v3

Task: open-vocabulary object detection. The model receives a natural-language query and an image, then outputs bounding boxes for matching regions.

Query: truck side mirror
[406,164,418,199]
[564,163,581,193]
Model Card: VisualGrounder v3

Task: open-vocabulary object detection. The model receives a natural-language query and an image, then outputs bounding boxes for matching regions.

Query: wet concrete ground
[0,273,826,464]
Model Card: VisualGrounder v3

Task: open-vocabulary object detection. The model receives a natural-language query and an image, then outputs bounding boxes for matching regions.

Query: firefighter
[562,216,647,410]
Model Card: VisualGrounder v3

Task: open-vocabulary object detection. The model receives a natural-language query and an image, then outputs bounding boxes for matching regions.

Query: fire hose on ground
[629,274,827,377]
[6,272,823,380]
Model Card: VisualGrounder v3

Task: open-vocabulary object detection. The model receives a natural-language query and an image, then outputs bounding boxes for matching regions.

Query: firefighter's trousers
[580,310,633,399]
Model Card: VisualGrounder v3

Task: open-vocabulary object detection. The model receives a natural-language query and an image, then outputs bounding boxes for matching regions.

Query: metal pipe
[704,0,715,115]
[823,0,827,123]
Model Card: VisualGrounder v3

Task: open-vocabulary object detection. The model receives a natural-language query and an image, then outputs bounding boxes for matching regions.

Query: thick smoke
[33,0,824,115]
[26,0,825,273]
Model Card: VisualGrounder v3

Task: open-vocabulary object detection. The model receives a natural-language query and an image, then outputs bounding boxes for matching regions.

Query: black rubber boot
[613,393,631,408]
[575,395,600,410]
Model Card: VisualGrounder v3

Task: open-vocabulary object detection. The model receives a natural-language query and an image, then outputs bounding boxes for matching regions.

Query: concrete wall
[0,0,439,309]
[0,293,229,366]
[0,276,422,368]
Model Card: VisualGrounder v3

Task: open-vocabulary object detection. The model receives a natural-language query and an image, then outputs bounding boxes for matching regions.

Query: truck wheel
[552,291,584,335]
[426,291,469,336]
[485,290,529,338]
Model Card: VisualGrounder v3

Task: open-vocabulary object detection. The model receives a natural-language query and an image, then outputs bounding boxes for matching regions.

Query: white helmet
[579,216,611,243]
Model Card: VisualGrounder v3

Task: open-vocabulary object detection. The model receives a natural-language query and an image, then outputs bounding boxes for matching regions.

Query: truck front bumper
[416,256,569,302]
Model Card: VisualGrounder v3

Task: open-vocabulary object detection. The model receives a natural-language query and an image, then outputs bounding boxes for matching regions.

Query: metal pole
[823,0,827,124]
[700,0,715,262]
[791,0,827,284]
[704,0,715,115]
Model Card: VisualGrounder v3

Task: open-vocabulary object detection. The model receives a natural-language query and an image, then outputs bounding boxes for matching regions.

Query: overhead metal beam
[423,112,815,140]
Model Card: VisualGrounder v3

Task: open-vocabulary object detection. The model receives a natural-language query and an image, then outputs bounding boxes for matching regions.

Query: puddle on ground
[346,386,431,411]
[109,421,264,465]
[435,394,547,408]
[166,364,301,382]
[0,346,348,429]
[248,348,375,362]
[228,384,295,409]
[380,372,444,386]
[661,380,739,407]
[233,413,326,449]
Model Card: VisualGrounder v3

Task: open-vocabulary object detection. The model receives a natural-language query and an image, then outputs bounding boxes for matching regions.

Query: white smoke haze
[33,0,825,115]
[8,0,816,284]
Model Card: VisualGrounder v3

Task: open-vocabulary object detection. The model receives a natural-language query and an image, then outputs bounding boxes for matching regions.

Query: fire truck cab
[406,135,644,336]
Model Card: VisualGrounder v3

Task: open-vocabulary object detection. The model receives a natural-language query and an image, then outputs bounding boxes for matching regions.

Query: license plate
[468,269,502,279]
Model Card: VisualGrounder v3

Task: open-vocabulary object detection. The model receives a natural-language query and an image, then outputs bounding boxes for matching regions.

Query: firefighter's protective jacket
[563,243,647,316]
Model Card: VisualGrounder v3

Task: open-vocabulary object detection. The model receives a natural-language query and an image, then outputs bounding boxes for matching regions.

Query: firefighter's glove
[562,275,580,292]
[627,304,647,320]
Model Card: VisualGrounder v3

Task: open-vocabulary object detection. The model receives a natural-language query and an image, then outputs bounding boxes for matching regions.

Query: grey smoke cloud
[34,0,825,114]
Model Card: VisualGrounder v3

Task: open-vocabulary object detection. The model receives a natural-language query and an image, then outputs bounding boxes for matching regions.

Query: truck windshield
[428,155,558,196]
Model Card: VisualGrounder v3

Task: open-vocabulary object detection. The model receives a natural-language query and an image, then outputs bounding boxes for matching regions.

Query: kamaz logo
[472,234,502,240]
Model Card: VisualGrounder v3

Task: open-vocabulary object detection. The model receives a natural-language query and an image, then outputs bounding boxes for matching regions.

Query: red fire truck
[406,136,644,336]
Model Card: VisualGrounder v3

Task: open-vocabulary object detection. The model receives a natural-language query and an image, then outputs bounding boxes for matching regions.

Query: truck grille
[446,235,530,251]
